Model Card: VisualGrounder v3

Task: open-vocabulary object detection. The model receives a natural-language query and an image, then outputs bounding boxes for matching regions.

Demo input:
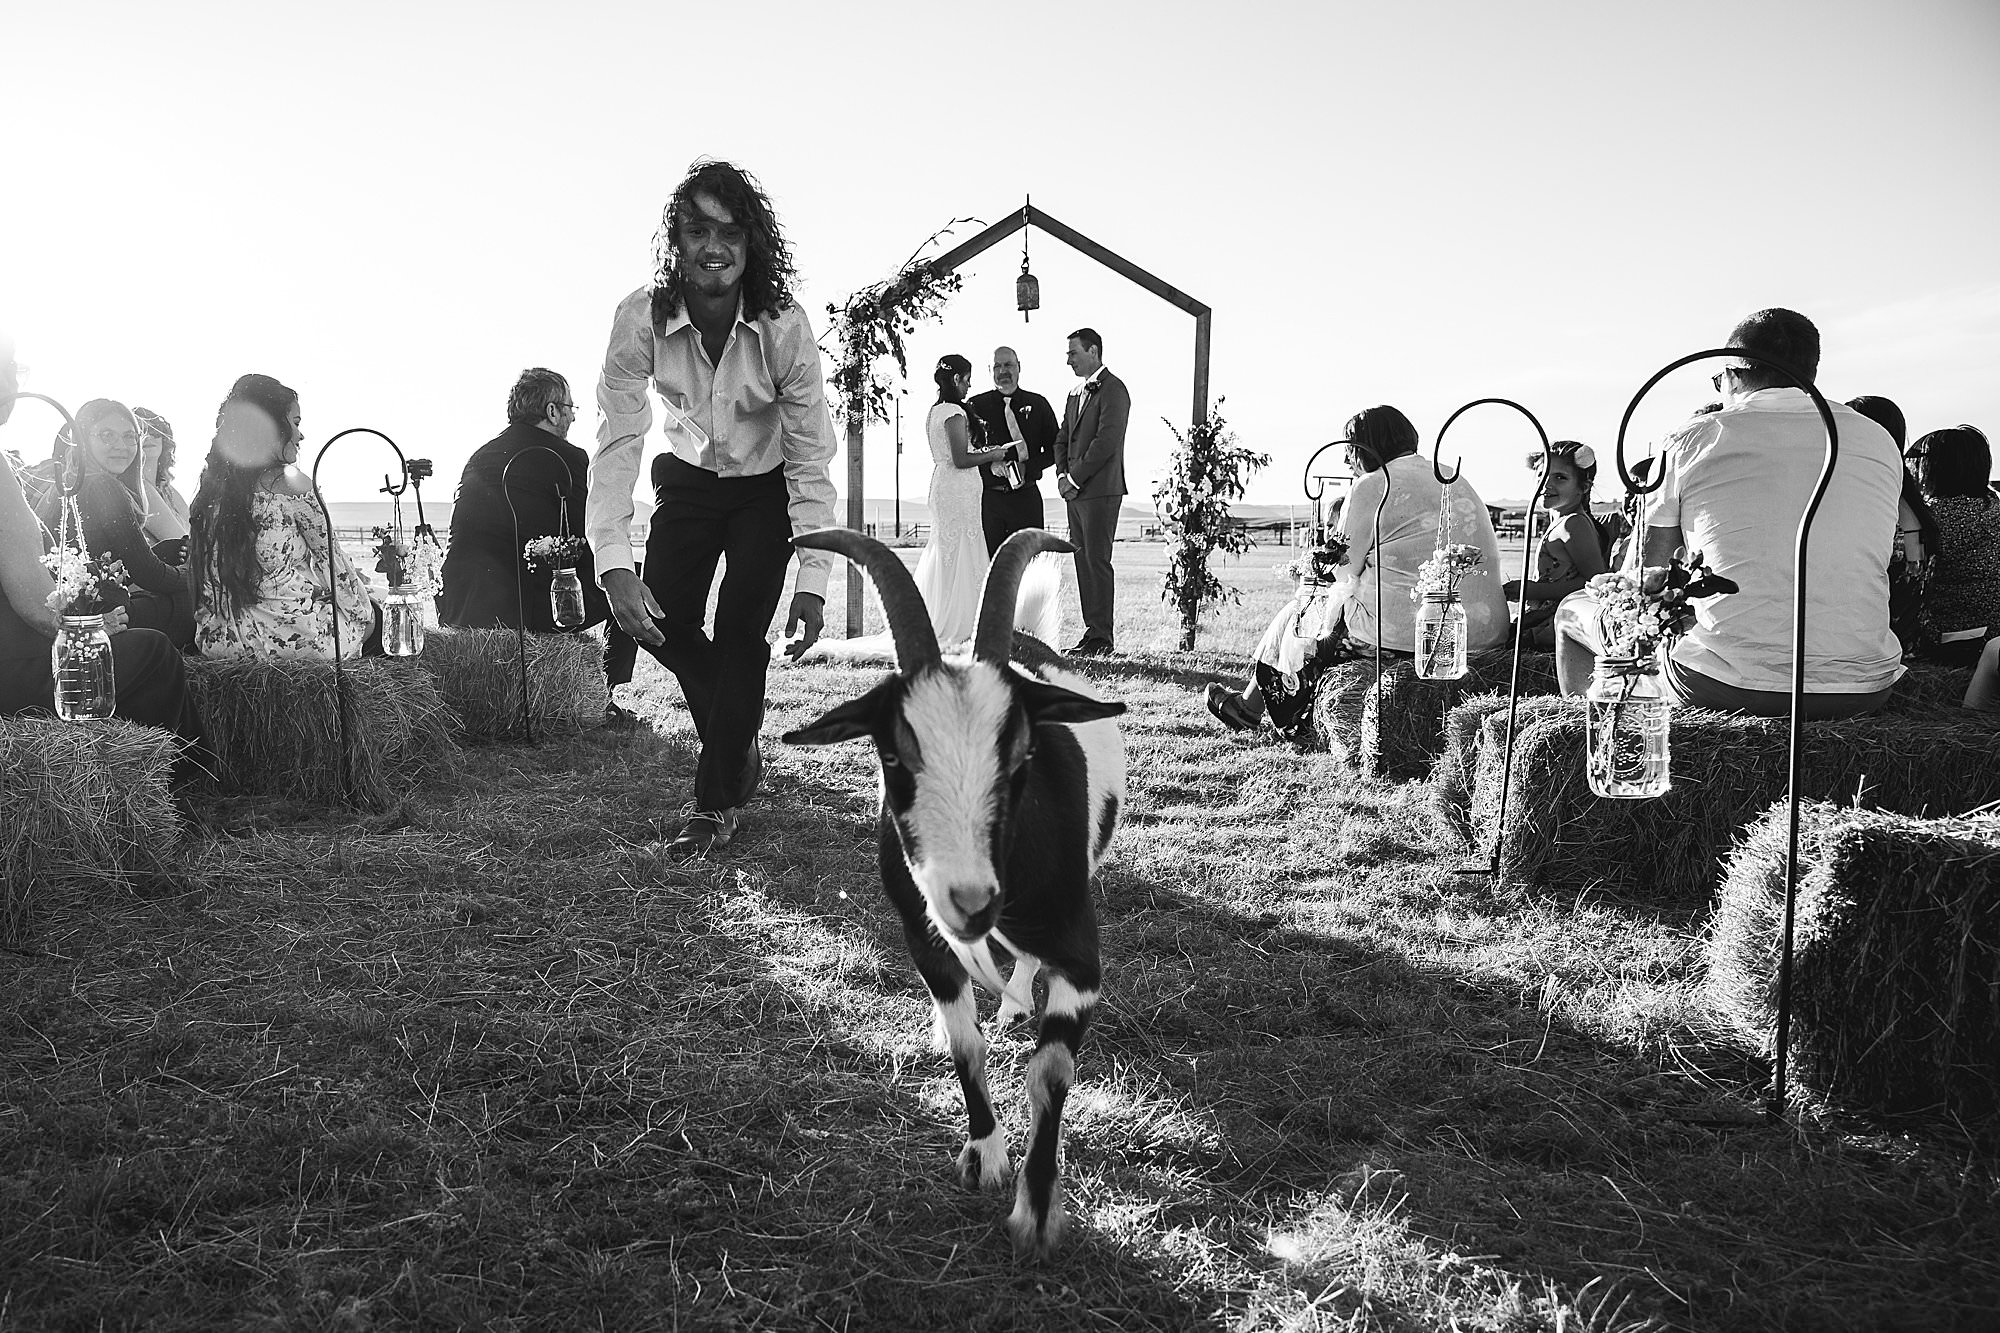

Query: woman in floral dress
[189,374,380,659]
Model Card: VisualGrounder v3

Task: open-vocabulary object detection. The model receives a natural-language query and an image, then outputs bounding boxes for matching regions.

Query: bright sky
[5,0,1996,515]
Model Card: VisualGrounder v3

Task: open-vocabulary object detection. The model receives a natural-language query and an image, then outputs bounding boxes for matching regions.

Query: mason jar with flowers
[1411,543,1483,680]
[1582,554,1738,798]
[41,496,127,719]
[373,525,444,657]
[524,535,591,630]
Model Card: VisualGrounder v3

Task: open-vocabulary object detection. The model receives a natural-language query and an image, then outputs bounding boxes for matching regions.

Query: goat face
[785,659,1123,943]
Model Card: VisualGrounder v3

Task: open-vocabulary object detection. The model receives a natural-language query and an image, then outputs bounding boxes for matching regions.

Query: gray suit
[1054,369,1130,647]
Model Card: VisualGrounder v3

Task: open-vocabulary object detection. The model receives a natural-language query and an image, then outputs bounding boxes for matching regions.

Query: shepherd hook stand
[1612,349,1837,1123]
[311,428,418,804]
[502,443,581,744]
[1433,399,1554,876]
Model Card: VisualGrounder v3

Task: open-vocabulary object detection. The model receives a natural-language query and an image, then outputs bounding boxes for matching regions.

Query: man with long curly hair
[587,160,839,857]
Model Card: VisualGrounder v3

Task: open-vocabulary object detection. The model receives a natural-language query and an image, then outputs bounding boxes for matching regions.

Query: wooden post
[1192,309,1212,428]
[846,414,865,636]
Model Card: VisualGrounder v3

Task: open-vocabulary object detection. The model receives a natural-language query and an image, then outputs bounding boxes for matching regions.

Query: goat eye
[881,751,901,768]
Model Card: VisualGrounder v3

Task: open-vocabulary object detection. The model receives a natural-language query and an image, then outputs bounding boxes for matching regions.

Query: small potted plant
[1411,542,1484,680]
[524,534,591,629]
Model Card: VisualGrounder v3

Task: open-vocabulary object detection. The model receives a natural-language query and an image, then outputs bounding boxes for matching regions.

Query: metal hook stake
[1432,398,1555,876]
[500,442,588,745]
[1611,348,1838,1124]
[310,428,416,805]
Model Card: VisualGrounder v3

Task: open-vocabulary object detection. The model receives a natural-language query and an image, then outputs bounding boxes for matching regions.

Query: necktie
[1002,396,1025,444]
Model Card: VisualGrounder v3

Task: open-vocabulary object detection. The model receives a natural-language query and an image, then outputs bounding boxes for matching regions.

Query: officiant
[967,345,1058,555]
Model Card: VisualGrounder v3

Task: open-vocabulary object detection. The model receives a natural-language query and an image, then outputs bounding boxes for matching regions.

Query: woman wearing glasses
[34,398,197,649]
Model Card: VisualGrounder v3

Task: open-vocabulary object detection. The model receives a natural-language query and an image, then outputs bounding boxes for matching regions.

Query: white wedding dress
[806,401,1061,662]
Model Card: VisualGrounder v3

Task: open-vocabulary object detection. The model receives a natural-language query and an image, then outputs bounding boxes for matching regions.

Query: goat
[783,527,1126,1259]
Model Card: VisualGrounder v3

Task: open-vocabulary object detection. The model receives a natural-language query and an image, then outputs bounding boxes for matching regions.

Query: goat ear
[781,678,896,747]
[1015,677,1127,727]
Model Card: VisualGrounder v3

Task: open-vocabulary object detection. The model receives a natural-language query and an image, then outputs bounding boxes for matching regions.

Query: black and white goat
[783,528,1125,1259]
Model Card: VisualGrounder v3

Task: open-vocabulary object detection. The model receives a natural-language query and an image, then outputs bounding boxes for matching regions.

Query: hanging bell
[1016,257,1040,323]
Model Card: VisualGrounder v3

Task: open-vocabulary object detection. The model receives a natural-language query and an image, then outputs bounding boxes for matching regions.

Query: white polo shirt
[1651,388,1904,694]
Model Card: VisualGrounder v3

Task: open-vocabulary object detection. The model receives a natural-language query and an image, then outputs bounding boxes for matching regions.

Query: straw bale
[0,716,182,940]
[1315,650,1558,781]
[1888,660,1977,711]
[1705,801,2000,1120]
[418,626,608,742]
[1472,704,2000,899]
[187,656,458,810]
[1429,693,1576,847]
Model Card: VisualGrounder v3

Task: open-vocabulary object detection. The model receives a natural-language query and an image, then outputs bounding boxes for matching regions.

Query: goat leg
[1008,972,1095,1260]
[915,952,1011,1191]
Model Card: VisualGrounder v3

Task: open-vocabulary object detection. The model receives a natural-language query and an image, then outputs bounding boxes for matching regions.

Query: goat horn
[974,528,1074,664]
[793,528,941,673]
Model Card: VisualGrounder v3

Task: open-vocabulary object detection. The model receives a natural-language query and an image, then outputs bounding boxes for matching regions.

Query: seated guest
[1556,308,1904,718]
[134,407,192,560]
[1911,424,2000,664]
[0,346,204,764]
[1205,405,1509,734]
[34,398,196,649]
[1503,440,1609,648]
[189,374,381,660]
[1848,394,1938,654]
[439,368,608,634]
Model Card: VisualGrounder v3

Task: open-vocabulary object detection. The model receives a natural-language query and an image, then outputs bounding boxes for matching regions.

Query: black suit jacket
[966,388,1059,494]
[438,423,608,633]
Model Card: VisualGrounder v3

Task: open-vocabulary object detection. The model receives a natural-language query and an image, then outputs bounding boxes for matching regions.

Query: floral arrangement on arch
[524,534,590,571]
[1587,553,1738,660]
[1412,543,1485,601]
[822,219,974,429]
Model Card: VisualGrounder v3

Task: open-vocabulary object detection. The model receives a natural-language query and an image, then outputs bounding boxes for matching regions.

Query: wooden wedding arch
[840,201,1213,633]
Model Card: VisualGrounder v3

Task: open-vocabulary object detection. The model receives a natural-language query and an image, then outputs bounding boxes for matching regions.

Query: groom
[588,160,839,858]
[1053,327,1129,656]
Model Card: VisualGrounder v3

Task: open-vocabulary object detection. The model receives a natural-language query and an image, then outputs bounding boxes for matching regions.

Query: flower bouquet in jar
[1411,543,1484,679]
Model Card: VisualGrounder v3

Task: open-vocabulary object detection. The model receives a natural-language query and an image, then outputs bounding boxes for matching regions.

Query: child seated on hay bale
[1501,441,1610,650]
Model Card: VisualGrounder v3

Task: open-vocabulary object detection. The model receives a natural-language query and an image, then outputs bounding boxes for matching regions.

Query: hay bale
[1471,705,2000,898]
[0,716,182,940]
[1315,649,1558,781]
[1705,801,2000,1119]
[418,626,608,742]
[1888,660,1977,711]
[1308,659,1382,762]
[187,656,459,810]
[1428,692,1577,847]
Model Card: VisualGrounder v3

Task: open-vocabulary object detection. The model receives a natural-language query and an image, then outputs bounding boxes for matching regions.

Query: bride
[807,353,1062,660]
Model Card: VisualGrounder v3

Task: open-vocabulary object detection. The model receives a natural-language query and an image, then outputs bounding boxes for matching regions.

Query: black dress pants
[641,455,793,811]
[982,484,1045,557]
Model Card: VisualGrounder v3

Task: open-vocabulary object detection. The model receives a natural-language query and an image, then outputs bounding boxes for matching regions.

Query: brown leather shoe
[666,808,738,858]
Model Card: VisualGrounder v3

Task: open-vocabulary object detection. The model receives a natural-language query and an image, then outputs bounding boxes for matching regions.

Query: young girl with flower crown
[1503,440,1611,649]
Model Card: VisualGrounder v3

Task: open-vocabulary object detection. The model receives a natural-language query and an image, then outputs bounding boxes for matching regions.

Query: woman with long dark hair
[1912,424,2000,664]
[35,397,196,648]
[913,353,1033,644]
[189,374,379,659]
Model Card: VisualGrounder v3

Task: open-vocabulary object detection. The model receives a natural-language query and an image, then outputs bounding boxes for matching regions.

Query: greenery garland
[823,221,973,429]
[1154,399,1268,650]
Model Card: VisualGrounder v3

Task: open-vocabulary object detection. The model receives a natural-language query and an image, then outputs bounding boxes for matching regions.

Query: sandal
[1205,682,1262,731]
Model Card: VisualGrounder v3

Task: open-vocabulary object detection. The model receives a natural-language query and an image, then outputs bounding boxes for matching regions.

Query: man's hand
[1056,473,1080,501]
[782,591,823,661]
[101,605,130,636]
[604,568,665,648]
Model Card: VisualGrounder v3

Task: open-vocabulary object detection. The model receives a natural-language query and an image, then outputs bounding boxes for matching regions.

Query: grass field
[4,542,1997,1332]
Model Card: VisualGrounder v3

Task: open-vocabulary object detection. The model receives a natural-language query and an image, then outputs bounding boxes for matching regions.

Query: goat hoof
[957,1133,1012,1191]
[1007,1194,1067,1260]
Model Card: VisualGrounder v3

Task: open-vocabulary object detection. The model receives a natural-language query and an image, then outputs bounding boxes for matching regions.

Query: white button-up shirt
[586,287,840,599]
